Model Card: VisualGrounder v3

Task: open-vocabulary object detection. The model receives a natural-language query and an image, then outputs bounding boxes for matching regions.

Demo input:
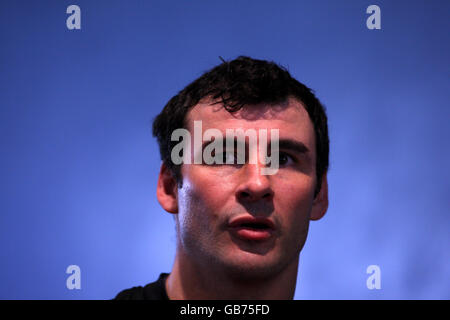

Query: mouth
[228,216,275,241]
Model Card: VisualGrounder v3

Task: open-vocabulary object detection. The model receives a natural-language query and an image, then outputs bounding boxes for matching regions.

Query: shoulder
[114,286,146,300]
[114,273,169,300]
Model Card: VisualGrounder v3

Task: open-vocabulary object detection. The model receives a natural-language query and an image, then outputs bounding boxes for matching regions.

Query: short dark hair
[152,56,329,196]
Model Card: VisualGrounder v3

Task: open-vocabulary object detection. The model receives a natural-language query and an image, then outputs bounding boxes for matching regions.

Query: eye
[278,152,296,166]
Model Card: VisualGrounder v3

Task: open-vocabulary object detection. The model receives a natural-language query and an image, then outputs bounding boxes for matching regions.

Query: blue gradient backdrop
[0,0,449,299]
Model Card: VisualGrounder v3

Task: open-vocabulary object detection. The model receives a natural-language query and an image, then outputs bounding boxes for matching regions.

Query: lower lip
[229,227,274,241]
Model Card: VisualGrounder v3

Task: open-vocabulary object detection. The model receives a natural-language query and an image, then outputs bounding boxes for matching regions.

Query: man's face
[174,97,324,279]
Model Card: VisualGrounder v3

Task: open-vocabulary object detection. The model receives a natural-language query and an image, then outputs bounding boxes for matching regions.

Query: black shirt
[114,273,170,300]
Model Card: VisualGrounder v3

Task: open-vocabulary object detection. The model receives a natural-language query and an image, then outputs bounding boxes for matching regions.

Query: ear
[156,162,179,214]
[310,174,328,221]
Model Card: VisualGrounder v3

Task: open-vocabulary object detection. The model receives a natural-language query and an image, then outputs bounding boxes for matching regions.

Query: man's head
[152,56,329,280]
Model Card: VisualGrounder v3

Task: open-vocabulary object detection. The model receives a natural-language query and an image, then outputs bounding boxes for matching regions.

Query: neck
[165,248,299,300]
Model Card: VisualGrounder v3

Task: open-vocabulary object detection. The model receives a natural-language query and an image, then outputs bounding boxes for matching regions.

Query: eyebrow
[201,137,309,154]
[271,139,310,155]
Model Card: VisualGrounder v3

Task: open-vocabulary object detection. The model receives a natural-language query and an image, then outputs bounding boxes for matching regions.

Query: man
[115,56,329,300]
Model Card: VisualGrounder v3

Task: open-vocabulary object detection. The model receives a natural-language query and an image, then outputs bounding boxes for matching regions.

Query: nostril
[263,192,272,199]
[237,190,273,201]
[239,191,250,198]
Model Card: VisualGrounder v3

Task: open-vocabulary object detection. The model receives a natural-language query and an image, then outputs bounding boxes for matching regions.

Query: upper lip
[228,216,275,230]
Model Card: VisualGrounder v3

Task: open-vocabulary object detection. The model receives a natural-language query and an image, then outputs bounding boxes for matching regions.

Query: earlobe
[310,174,328,221]
[156,163,179,214]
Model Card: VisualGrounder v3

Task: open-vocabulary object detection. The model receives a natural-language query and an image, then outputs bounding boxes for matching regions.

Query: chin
[220,252,289,281]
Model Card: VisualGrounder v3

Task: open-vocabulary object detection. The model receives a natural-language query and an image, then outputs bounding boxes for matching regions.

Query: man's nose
[235,163,274,203]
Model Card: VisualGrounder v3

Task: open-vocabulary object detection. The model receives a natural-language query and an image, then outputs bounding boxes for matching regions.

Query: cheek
[177,185,207,233]
[176,174,234,257]
[277,175,315,211]
[181,165,234,213]
[275,176,315,239]
[177,171,227,235]
[176,185,213,254]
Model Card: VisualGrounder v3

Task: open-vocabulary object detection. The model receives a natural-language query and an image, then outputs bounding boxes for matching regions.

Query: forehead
[185,97,316,150]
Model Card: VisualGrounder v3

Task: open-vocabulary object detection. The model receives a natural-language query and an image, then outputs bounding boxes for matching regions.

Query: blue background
[0,0,449,299]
